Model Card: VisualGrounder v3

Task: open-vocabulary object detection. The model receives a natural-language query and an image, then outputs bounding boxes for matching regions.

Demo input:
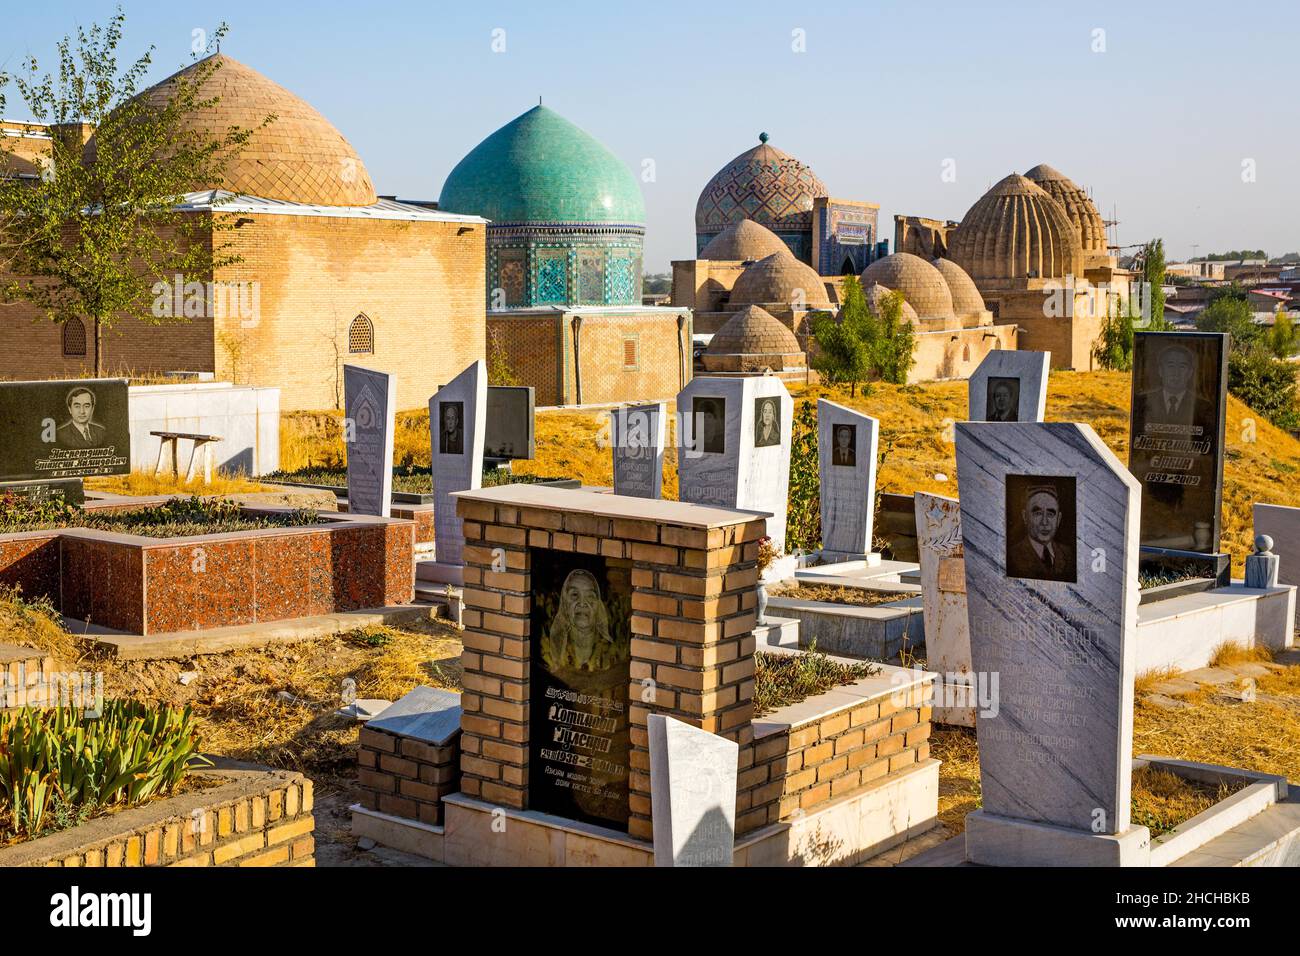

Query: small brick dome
[949,174,1083,281]
[929,257,986,316]
[1024,163,1108,255]
[863,283,919,324]
[96,54,377,207]
[699,219,790,262]
[707,305,801,355]
[861,252,954,320]
[729,252,832,309]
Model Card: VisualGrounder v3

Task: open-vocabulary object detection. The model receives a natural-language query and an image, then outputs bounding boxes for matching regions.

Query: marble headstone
[0,378,131,482]
[677,376,793,547]
[648,713,738,867]
[343,364,396,517]
[955,422,1140,839]
[817,399,879,561]
[967,350,1050,423]
[914,492,973,727]
[612,402,666,499]
[1128,331,1228,552]
[429,360,487,576]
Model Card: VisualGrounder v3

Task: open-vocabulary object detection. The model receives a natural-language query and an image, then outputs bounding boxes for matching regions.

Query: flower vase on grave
[756,580,769,626]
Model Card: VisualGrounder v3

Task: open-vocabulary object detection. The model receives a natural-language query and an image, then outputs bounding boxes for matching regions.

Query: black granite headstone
[1128,332,1228,553]
[0,379,130,482]
[528,548,631,830]
[484,386,535,460]
[0,479,85,506]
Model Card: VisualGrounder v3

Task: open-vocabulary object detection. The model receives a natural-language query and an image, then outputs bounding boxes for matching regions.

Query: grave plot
[346,484,941,867]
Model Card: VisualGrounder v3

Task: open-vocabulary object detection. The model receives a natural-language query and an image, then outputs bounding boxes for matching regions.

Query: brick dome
[949,174,1082,282]
[929,257,986,316]
[1024,163,1108,255]
[695,134,827,238]
[863,283,919,324]
[729,252,832,309]
[860,252,954,320]
[99,54,377,206]
[707,305,801,355]
[699,219,790,262]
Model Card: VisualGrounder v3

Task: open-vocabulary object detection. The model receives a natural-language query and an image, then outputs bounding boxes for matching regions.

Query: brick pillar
[455,489,765,844]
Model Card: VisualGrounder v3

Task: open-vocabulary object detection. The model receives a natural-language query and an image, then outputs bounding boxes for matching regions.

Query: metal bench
[151,430,223,484]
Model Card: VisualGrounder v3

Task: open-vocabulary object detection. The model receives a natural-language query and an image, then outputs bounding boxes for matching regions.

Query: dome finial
[759,131,769,144]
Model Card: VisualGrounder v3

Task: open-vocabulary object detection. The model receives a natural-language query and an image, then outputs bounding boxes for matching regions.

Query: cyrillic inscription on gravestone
[0,379,130,482]
[343,365,396,517]
[612,402,666,499]
[528,549,632,831]
[1128,331,1228,553]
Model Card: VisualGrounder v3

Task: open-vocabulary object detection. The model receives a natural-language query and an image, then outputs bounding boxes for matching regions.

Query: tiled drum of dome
[536,256,568,304]
[607,256,637,304]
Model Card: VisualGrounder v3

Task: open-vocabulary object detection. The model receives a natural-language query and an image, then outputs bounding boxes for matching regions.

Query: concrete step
[1168,793,1300,866]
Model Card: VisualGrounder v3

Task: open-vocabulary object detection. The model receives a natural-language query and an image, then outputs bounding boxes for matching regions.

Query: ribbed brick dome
[1024,163,1108,255]
[863,283,919,324]
[860,252,954,320]
[96,54,377,206]
[707,305,801,355]
[729,252,832,309]
[699,219,790,262]
[930,257,986,316]
[949,174,1082,281]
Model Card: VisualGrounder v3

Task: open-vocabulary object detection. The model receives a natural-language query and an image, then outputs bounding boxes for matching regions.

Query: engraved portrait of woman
[540,569,628,673]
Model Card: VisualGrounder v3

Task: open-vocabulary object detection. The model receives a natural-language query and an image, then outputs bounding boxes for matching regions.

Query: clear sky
[4,0,1295,272]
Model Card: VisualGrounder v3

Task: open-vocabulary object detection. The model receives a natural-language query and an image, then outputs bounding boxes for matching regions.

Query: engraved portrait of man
[832,423,856,466]
[439,401,464,455]
[56,386,107,448]
[986,377,1019,422]
[1133,343,1213,434]
[1005,477,1077,583]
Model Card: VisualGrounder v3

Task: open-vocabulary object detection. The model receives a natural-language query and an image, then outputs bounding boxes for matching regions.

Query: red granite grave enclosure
[0,509,414,635]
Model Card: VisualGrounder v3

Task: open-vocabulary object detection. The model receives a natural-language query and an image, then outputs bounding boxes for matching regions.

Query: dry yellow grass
[1134,664,1184,696]
[85,470,272,497]
[1130,766,1242,836]
[0,587,82,667]
[931,726,981,832]
[1208,642,1275,669]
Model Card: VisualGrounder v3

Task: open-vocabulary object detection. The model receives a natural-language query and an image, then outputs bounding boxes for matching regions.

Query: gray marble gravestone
[611,402,666,499]
[1253,503,1297,624]
[818,399,879,561]
[967,350,1050,423]
[648,713,738,867]
[343,364,397,517]
[913,492,974,727]
[955,421,1148,866]
[676,376,793,547]
[428,360,487,583]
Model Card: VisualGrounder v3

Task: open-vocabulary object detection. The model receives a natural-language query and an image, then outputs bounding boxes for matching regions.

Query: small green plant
[753,643,880,716]
[346,625,394,648]
[0,494,319,537]
[0,700,209,840]
[785,400,820,553]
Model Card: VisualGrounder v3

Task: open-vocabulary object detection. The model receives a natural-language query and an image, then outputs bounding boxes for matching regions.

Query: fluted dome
[439,105,644,224]
[863,283,919,324]
[1024,164,1108,255]
[98,54,377,206]
[929,257,986,316]
[729,252,832,309]
[949,174,1082,282]
[695,134,827,237]
[699,219,790,262]
[707,305,801,356]
[860,253,954,320]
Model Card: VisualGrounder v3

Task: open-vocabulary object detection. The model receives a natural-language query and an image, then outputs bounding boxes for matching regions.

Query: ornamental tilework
[695,140,827,236]
[607,256,637,304]
[536,255,568,304]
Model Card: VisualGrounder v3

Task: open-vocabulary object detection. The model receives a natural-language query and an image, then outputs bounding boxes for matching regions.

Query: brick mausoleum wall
[737,679,933,834]
[0,767,314,868]
[487,315,563,407]
[357,722,460,825]
[455,488,763,843]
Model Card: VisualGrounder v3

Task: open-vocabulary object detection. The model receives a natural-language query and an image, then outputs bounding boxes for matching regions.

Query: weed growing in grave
[0,586,79,664]
[0,495,319,538]
[752,643,880,717]
[1129,767,1244,837]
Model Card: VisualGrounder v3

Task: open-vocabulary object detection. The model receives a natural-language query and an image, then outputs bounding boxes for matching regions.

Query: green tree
[1269,310,1296,359]
[1228,349,1300,430]
[1139,238,1168,330]
[784,400,821,553]
[1196,295,1257,352]
[0,13,270,375]
[810,277,873,397]
[1093,292,1136,370]
[866,287,915,384]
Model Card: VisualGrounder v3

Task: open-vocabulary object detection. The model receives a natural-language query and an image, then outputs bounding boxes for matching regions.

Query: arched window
[62,318,87,357]
[348,314,374,354]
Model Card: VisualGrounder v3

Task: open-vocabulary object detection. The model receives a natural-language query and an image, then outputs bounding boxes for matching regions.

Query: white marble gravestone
[612,402,666,499]
[428,360,486,582]
[1254,503,1300,627]
[648,713,738,867]
[967,350,1050,423]
[955,421,1147,866]
[914,492,974,727]
[818,399,879,561]
[677,376,793,547]
[343,365,396,517]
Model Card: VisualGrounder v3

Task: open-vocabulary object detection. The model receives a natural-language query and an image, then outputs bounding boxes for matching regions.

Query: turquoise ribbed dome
[439,106,645,225]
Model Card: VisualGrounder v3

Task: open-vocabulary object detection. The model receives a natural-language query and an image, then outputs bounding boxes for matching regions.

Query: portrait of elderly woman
[540,569,628,673]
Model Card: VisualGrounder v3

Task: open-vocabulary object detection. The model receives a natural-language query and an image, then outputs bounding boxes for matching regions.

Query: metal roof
[173,189,487,224]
